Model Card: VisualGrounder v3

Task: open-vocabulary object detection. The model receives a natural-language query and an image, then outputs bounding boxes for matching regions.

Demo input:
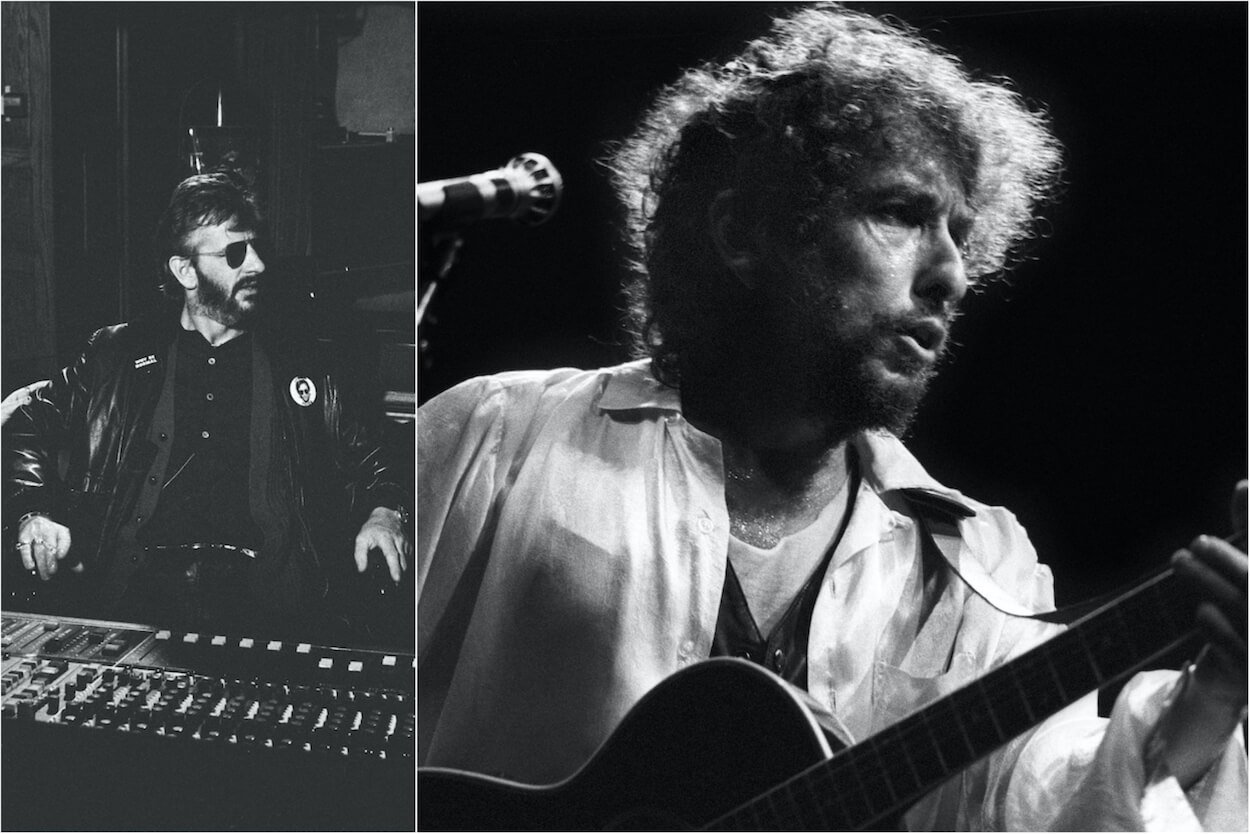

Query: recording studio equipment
[178,79,261,185]
[418,152,563,228]
[1,610,415,831]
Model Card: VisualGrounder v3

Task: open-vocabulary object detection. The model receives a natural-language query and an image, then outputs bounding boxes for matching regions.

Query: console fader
[1,610,416,831]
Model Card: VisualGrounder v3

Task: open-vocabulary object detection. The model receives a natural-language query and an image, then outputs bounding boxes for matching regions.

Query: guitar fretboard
[713,566,1199,830]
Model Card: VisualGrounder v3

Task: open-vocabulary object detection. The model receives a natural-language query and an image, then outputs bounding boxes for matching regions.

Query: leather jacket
[4,315,411,627]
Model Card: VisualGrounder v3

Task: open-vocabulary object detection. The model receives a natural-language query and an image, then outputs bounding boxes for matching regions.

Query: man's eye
[950,220,974,251]
[877,204,924,226]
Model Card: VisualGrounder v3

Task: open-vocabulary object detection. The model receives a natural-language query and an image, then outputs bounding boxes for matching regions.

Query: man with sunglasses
[5,172,412,643]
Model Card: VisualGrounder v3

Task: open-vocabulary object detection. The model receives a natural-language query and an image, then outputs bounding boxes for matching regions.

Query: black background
[417,2,1248,607]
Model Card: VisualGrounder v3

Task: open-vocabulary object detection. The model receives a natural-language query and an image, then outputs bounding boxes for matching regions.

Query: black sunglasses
[190,237,265,269]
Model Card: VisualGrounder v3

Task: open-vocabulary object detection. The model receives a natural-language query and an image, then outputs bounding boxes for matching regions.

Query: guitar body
[420,564,1202,830]
[418,658,846,830]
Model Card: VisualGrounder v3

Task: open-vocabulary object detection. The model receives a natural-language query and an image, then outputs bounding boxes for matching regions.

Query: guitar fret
[1043,646,1071,708]
[718,794,754,831]
[749,797,767,830]
[972,675,1007,741]
[846,747,887,819]
[796,773,833,831]
[814,769,856,831]
[727,790,756,830]
[893,721,928,794]
[894,710,951,787]
[1022,647,1071,718]
[940,695,979,760]
[1048,632,1101,695]
[1110,599,1142,663]
[871,722,925,799]
[716,807,745,830]
[778,775,803,829]
[816,757,871,826]
[1071,622,1106,685]
[924,709,952,773]
[775,780,805,830]
[760,782,783,829]
[949,683,1005,754]
[866,736,902,804]
[1008,665,1038,724]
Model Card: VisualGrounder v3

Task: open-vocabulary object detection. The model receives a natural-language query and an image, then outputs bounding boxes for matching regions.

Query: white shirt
[728,488,845,636]
[418,360,1246,830]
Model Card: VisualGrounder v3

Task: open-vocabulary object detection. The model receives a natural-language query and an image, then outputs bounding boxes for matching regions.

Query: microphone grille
[506,153,563,226]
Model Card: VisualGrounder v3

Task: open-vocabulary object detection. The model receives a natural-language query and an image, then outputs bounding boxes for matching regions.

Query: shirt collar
[853,431,976,516]
[177,327,252,357]
[597,359,975,516]
[597,359,683,412]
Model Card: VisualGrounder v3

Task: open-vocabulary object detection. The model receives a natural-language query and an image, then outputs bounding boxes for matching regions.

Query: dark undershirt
[138,329,264,549]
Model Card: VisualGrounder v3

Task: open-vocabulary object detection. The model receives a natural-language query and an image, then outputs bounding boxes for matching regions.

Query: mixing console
[1,610,416,830]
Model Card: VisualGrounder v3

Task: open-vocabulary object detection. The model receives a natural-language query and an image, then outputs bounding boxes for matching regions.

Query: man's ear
[708,189,763,289]
[168,254,198,291]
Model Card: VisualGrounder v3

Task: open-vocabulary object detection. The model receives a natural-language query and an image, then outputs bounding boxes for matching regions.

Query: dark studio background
[418,2,1249,622]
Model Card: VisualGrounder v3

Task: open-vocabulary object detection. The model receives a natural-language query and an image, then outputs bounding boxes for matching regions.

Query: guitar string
[716,570,1198,829]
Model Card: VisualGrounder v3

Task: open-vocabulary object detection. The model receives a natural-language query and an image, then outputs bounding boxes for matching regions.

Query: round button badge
[289,376,317,407]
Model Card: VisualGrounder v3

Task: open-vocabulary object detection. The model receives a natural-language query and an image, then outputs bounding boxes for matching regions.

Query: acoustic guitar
[419,564,1207,830]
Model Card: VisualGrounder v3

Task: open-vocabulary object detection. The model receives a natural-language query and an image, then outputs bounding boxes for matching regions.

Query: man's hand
[1174,536,1248,701]
[353,506,410,584]
[1,380,49,427]
[1158,480,1248,787]
[15,513,79,581]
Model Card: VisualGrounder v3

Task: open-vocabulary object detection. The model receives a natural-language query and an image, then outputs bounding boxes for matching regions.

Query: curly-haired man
[418,5,1246,828]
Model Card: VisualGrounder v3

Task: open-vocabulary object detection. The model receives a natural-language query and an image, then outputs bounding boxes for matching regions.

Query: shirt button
[147,476,157,484]
[206,393,214,402]
[159,433,168,441]
[772,649,784,671]
[208,357,216,366]
[697,517,714,535]
[201,431,210,439]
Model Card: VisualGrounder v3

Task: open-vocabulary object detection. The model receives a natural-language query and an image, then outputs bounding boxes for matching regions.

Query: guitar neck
[714,566,1201,831]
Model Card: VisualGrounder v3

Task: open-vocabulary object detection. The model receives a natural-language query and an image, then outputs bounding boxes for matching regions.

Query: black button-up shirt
[140,330,263,549]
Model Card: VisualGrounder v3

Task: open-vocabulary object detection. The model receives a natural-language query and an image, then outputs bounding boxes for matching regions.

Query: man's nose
[914,224,967,309]
[244,241,265,274]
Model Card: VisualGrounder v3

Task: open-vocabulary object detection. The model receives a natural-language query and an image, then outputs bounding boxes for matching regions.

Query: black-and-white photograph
[2,3,415,830]
[417,2,1247,830]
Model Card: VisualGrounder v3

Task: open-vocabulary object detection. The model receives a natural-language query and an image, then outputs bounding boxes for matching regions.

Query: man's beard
[802,309,939,438]
[191,268,260,327]
[764,285,947,440]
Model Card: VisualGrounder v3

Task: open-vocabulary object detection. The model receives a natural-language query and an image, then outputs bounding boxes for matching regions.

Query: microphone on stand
[418,152,563,228]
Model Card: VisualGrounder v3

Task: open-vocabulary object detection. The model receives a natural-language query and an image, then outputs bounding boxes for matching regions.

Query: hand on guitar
[1160,479,1248,787]
[15,512,80,581]
[1172,479,1248,705]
